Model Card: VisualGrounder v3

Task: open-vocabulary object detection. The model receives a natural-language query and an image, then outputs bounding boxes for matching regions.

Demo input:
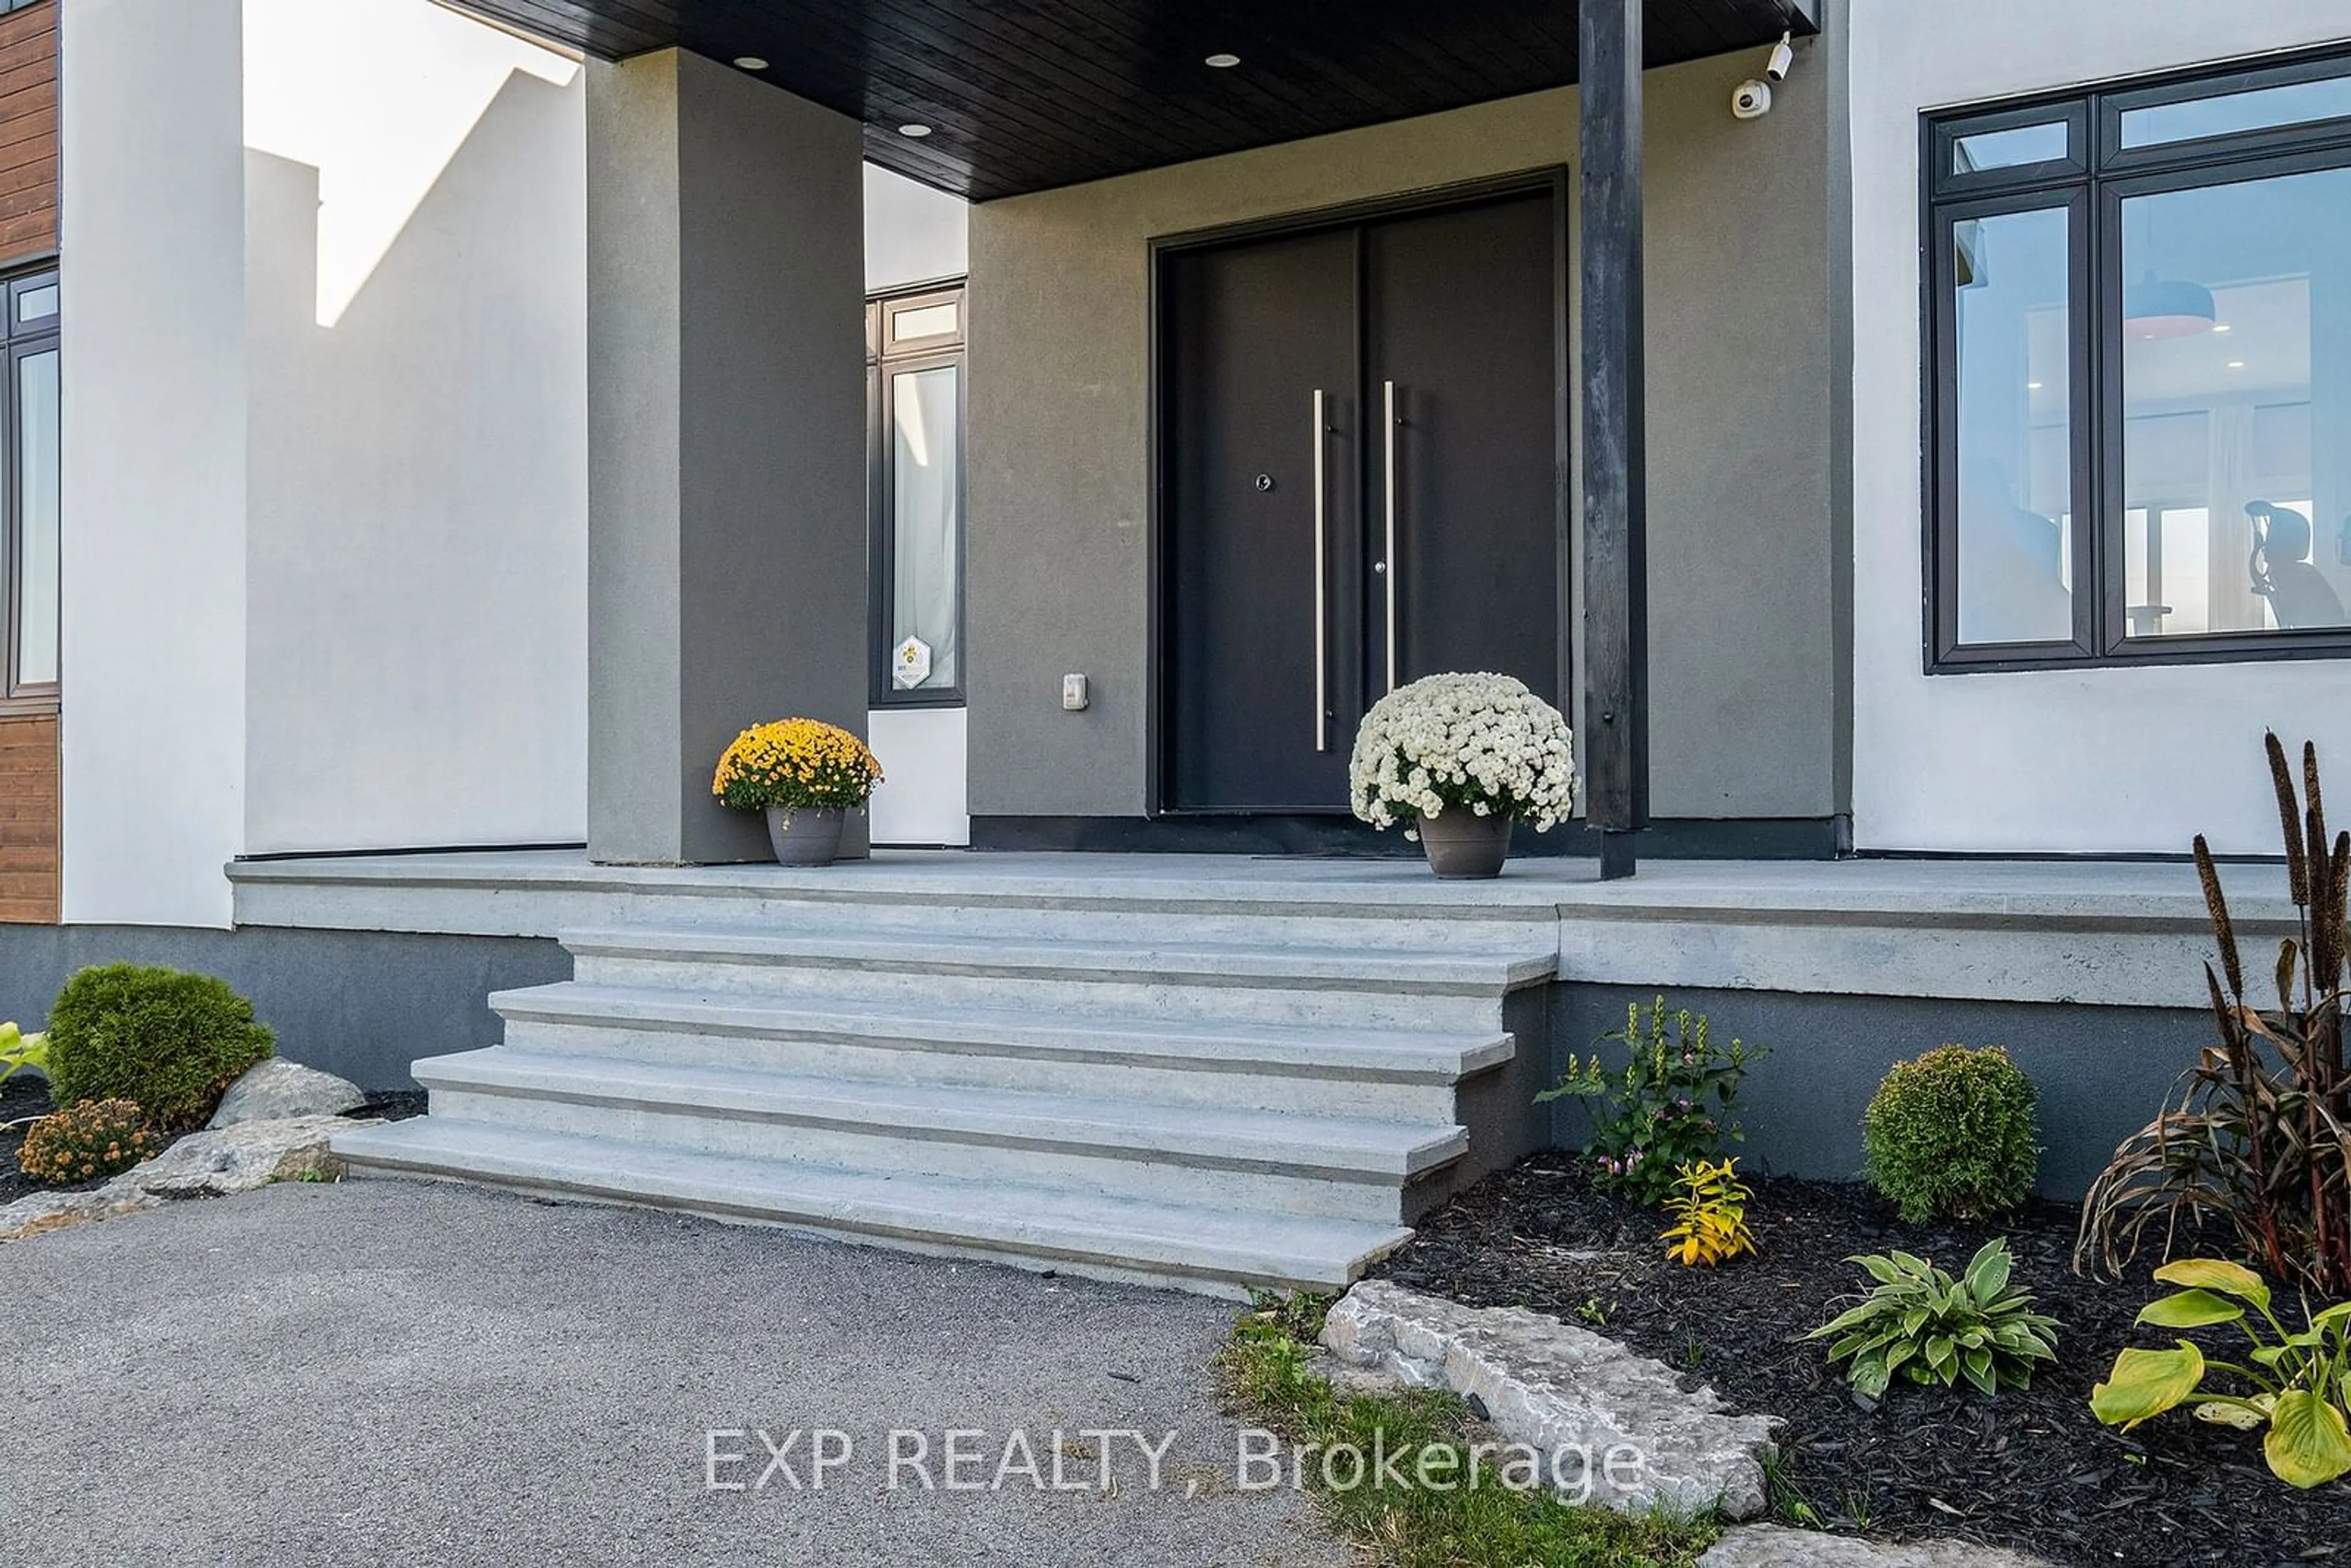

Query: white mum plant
[1349,672,1578,840]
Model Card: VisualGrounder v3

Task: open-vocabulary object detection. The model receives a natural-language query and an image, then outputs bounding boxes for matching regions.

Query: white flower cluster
[1349,672,1578,836]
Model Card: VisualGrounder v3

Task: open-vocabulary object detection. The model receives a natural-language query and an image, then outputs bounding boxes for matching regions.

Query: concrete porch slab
[228,848,2270,1010]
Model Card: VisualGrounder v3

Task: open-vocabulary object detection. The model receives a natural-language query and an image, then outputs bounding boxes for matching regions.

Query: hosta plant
[1348,672,1577,839]
[17,1098,157,1185]
[2077,734,2350,1297]
[0,1020,47,1085]
[1660,1158,1757,1267]
[1539,996,1766,1204]
[1807,1239,2060,1398]
[2090,1258,2351,1489]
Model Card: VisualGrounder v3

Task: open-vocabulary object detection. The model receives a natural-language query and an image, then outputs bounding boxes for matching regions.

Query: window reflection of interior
[2117,165,2351,638]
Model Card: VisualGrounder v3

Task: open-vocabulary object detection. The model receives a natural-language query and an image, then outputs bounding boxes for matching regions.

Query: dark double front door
[1163,186,1565,814]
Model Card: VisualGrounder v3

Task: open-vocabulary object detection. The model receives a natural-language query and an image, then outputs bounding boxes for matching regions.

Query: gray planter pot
[763,805,846,867]
[1417,809,1511,879]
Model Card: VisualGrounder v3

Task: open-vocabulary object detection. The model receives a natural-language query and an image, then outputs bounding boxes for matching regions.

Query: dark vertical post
[1579,0,1649,880]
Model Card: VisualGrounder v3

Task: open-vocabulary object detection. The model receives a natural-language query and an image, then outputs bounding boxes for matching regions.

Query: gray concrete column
[587,50,867,864]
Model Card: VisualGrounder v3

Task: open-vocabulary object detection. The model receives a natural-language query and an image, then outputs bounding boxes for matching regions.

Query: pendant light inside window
[2124,272,2218,340]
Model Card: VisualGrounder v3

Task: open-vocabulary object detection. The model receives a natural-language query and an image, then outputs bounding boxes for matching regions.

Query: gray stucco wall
[1545,984,2211,1199]
[587,54,868,865]
[0,926,571,1092]
[965,40,1852,822]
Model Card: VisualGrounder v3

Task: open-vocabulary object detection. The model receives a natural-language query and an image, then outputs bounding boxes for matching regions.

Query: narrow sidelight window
[1925,50,2351,670]
[1947,203,2077,647]
[867,283,966,705]
[2,264,59,700]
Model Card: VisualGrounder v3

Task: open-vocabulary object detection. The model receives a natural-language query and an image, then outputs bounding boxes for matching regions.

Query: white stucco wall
[865,164,967,293]
[241,0,587,856]
[1850,0,2351,854]
[864,163,971,845]
[60,0,251,927]
[62,0,591,925]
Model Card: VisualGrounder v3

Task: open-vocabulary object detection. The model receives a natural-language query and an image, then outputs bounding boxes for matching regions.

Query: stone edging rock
[0,1115,367,1244]
[210,1059,370,1127]
[1699,1523,2058,1566]
[1319,1278,1784,1519]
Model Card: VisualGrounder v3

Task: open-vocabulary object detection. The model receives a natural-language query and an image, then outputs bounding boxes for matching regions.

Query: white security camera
[1765,32,1794,83]
[1731,78,1772,119]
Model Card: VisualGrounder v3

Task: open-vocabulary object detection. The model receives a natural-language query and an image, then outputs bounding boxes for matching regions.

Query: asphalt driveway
[1,1179,1349,1568]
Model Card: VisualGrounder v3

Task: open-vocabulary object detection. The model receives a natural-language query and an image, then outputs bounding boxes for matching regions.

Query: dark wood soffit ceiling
[461,1,1818,202]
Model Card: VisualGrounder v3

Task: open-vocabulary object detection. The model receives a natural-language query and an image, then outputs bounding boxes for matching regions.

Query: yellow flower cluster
[712,718,883,813]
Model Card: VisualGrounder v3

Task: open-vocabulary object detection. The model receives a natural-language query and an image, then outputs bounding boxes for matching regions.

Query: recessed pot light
[898,122,933,138]
[2227,359,2247,369]
[1205,52,1242,68]
[2212,322,2233,332]
[2027,380,2043,390]
[733,56,768,70]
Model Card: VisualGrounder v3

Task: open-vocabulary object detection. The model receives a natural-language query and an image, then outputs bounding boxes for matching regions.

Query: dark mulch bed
[0,1079,426,1207]
[0,1073,61,1204]
[1376,1153,2351,1568]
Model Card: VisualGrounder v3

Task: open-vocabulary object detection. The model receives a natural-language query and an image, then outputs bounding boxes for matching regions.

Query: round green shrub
[44,963,275,1130]
[18,1098,157,1185]
[1863,1044,2041,1223]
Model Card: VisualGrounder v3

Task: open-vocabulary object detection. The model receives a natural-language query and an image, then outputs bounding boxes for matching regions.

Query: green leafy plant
[2077,735,2351,1297]
[2090,1258,2351,1489]
[1807,1239,2059,1398]
[45,964,275,1130]
[0,1020,48,1085]
[1863,1045,2041,1223]
[17,1098,157,1185]
[1661,1158,1757,1267]
[1538,996,1766,1204]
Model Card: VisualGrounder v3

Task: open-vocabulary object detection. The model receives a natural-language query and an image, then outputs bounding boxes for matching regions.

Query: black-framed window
[866,282,966,707]
[1925,49,2351,671]
[1,264,58,705]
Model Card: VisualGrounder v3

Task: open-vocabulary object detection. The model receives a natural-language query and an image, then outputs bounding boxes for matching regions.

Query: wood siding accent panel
[0,711,58,921]
[0,0,54,266]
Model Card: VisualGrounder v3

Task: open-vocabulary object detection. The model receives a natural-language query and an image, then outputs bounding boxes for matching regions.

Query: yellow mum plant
[712,719,883,814]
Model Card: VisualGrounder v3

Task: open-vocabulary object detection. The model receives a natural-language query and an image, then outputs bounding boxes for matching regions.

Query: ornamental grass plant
[2077,734,2351,1298]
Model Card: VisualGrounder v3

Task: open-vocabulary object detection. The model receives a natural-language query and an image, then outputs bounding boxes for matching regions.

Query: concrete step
[563,925,1556,1030]
[414,1046,1467,1225]
[488,981,1512,1120]
[331,1117,1413,1295]
[231,852,1572,950]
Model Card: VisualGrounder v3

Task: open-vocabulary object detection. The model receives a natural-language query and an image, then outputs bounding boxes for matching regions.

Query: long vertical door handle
[1312,389,1329,753]
[1383,380,1400,693]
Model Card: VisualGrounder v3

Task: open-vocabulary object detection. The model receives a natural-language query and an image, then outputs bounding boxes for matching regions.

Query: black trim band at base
[969,815,1851,860]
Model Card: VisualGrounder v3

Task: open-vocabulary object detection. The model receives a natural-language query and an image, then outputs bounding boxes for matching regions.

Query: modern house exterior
[6,0,2351,1288]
